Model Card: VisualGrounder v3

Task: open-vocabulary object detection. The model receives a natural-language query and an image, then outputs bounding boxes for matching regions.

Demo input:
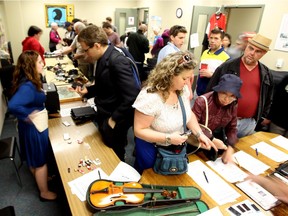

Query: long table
[49,114,288,216]
[140,132,288,215]
[45,56,88,103]
[49,116,120,216]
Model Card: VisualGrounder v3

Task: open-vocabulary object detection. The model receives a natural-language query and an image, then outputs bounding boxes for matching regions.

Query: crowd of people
[6,15,288,204]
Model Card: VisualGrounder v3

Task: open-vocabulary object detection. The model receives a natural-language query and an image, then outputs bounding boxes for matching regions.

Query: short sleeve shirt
[133,85,191,145]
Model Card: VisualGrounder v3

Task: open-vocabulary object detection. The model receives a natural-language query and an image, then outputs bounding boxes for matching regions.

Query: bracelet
[165,134,171,145]
[195,130,204,138]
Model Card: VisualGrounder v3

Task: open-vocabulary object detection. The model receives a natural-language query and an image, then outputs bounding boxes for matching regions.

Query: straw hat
[248,34,272,51]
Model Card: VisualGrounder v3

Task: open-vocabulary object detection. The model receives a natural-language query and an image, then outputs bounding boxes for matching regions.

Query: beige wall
[1,0,288,71]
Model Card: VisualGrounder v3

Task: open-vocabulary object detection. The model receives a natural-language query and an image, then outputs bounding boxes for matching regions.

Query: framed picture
[45,4,74,27]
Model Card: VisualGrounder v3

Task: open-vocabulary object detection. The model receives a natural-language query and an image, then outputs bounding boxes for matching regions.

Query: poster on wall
[274,14,288,52]
[45,4,74,27]
[128,17,134,25]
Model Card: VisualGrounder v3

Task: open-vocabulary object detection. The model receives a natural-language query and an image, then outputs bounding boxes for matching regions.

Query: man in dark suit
[75,25,140,161]
[126,24,150,81]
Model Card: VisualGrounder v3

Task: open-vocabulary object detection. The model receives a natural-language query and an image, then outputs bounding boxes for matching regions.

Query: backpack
[109,47,141,90]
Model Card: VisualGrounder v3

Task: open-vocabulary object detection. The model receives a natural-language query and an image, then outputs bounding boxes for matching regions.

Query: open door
[115,8,138,36]
[189,5,265,72]
[189,6,218,73]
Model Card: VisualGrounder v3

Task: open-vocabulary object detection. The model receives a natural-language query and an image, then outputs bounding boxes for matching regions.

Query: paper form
[188,160,240,205]
[199,206,223,216]
[270,135,288,150]
[206,158,248,183]
[108,161,141,182]
[233,151,270,175]
[251,141,288,162]
[68,168,108,201]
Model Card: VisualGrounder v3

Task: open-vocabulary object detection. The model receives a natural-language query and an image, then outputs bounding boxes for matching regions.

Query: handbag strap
[178,95,186,133]
[199,95,209,127]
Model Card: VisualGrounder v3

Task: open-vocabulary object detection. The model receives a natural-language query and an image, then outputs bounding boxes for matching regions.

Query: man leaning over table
[206,34,274,138]
[71,25,140,161]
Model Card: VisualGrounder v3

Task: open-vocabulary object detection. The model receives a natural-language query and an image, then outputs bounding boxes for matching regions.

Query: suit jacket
[86,45,140,124]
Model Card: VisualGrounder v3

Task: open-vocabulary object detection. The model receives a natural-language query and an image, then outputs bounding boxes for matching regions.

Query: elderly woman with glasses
[133,51,217,173]
[192,74,243,163]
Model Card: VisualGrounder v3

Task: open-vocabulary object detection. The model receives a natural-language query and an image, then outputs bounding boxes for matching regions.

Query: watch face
[176,8,183,18]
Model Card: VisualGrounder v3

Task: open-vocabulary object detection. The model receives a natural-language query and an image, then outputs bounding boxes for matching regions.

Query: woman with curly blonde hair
[133,51,217,173]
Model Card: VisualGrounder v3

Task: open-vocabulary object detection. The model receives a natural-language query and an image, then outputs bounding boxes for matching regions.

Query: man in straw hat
[206,33,274,138]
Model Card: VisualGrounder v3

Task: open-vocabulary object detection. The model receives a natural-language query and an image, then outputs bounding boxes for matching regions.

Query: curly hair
[11,50,42,94]
[145,51,197,101]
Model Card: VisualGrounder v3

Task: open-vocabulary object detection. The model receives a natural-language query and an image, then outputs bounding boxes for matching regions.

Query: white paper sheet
[199,206,223,216]
[190,33,199,48]
[206,158,248,183]
[108,161,141,182]
[187,160,240,205]
[233,151,270,175]
[270,135,288,150]
[29,109,48,132]
[251,141,288,162]
[68,168,108,201]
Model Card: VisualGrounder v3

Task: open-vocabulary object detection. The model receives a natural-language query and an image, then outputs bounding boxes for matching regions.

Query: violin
[89,180,177,208]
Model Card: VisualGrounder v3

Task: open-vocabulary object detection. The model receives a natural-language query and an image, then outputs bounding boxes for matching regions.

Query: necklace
[172,103,178,109]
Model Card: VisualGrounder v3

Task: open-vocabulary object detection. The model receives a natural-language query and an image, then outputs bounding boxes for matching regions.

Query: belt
[237,117,253,120]
[157,143,185,153]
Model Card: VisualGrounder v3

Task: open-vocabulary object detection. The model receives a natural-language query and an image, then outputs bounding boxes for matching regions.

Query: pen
[234,156,241,167]
[98,170,101,179]
[203,171,209,183]
[255,148,259,157]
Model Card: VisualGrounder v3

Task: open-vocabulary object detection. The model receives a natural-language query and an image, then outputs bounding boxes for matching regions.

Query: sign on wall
[274,14,288,52]
[45,4,74,27]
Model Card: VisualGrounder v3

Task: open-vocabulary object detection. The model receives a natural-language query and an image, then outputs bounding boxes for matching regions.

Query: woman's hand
[212,138,227,150]
[169,132,189,145]
[199,133,218,151]
[221,146,234,164]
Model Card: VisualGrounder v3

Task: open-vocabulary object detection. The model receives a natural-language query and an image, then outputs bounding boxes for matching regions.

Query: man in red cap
[207,33,274,138]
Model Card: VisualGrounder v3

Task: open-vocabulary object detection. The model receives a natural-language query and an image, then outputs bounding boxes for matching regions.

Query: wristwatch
[195,130,204,138]
[165,134,171,145]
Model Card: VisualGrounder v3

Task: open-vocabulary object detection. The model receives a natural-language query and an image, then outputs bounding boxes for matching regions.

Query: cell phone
[181,130,192,136]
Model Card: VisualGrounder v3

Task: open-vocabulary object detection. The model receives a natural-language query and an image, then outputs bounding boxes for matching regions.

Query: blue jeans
[237,118,257,138]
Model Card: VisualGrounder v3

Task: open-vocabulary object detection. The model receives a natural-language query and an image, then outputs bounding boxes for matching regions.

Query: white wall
[1,0,288,71]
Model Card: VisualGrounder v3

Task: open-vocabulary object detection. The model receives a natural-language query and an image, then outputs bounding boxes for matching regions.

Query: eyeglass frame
[83,45,94,53]
[218,92,237,102]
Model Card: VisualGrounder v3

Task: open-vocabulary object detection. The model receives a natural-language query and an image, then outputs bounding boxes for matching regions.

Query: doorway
[115,8,138,36]
[189,5,265,67]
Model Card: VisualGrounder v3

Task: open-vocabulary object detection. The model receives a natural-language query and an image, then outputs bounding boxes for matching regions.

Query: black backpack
[109,47,141,90]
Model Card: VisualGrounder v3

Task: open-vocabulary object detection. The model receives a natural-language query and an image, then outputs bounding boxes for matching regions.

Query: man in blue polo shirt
[195,28,230,96]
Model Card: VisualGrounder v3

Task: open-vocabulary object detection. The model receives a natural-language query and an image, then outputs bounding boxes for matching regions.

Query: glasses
[83,46,93,53]
[218,92,237,102]
[177,54,192,65]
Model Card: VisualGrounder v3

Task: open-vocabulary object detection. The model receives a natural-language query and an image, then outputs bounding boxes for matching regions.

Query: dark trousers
[97,117,132,161]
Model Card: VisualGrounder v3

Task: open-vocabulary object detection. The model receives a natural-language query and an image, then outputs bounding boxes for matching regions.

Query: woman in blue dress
[8,51,57,201]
